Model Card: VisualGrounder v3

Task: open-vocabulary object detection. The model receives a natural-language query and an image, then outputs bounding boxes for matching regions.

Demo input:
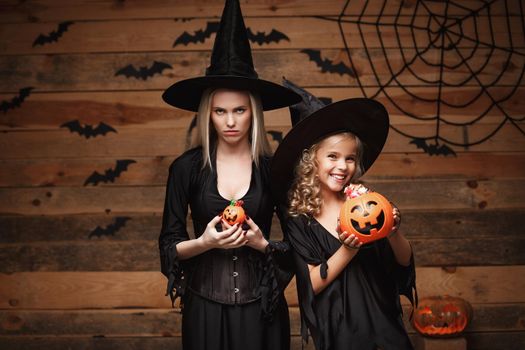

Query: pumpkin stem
[230,199,244,207]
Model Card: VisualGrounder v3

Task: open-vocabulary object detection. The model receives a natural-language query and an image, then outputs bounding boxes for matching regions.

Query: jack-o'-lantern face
[222,200,245,225]
[412,296,472,337]
[339,192,393,244]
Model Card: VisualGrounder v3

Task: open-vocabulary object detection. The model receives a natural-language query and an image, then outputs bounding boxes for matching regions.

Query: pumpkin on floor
[412,295,473,337]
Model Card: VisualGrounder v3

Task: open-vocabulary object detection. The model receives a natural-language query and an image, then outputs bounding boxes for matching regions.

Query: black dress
[159,147,292,350]
[284,214,416,350]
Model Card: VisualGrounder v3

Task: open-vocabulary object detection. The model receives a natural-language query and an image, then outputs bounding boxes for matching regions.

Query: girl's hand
[338,231,363,250]
[389,203,401,238]
[201,215,248,249]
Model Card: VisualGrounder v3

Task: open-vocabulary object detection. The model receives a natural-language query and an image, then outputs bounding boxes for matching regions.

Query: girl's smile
[315,134,358,194]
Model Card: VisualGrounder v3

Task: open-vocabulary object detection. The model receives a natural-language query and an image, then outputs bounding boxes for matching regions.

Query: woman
[158,1,301,349]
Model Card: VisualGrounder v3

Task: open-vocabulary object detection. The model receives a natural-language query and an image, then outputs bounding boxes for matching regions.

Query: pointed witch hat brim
[271,80,389,204]
[162,0,300,111]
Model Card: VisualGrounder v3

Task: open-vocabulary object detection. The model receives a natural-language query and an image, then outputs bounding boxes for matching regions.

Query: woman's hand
[222,216,268,253]
[243,216,269,252]
[200,215,248,249]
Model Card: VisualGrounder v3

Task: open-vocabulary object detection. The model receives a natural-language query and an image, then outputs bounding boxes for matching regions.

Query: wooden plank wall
[1,0,524,349]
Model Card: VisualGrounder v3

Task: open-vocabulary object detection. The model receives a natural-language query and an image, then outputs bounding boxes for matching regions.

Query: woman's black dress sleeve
[158,151,199,305]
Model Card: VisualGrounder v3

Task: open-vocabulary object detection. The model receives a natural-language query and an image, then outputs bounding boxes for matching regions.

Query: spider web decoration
[318,0,525,156]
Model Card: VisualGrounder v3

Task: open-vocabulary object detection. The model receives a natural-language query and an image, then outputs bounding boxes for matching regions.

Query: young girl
[272,87,416,350]
[158,1,300,349]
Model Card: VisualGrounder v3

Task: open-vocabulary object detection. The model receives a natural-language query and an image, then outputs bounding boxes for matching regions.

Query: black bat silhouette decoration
[301,49,356,77]
[246,28,289,45]
[267,130,283,144]
[88,216,131,238]
[32,21,74,47]
[115,61,172,80]
[173,21,220,47]
[1,87,34,113]
[84,160,137,186]
[410,138,457,156]
[173,21,289,47]
[60,120,117,138]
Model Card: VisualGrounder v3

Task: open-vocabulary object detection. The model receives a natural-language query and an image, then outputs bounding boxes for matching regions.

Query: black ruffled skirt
[182,292,290,350]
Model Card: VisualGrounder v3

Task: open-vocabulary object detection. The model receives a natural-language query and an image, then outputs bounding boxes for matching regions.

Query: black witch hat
[162,0,300,112]
[271,79,390,203]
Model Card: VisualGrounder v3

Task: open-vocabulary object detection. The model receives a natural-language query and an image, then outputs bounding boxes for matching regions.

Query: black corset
[187,246,262,304]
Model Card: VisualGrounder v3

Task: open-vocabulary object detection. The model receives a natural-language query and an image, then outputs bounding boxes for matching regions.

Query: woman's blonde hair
[194,88,271,169]
[288,132,364,217]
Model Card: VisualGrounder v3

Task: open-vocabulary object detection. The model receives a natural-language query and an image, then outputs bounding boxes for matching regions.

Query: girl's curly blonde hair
[288,132,364,217]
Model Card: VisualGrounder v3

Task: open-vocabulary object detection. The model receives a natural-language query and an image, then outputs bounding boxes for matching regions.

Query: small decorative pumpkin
[222,200,245,226]
[412,295,473,337]
[339,186,394,244]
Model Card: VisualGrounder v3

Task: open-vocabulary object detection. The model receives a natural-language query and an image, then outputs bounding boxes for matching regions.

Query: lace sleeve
[259,240,294,320]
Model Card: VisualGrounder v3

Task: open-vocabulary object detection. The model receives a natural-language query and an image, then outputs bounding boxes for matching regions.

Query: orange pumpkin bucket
[339,186,394,244]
